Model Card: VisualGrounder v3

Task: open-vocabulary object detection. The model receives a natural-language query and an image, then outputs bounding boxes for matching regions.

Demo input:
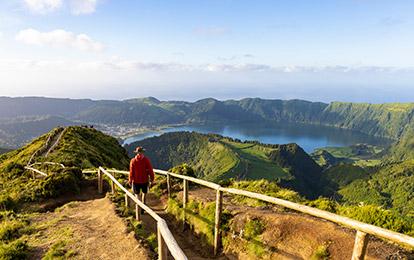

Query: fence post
[98,168,102,194]
[157,223,168,260]
[183,179,188,223]
[352,231,369,260]
[32,170,35,180]
[111,172,116,195]
[214,188,223,256]
[125,193,128,208]
[135,194,141,221]
[167,173,171,197]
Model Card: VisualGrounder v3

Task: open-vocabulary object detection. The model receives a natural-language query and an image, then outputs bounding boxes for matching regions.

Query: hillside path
[138,193,231,260]
[29,182,153,260]
[41,127,66,157]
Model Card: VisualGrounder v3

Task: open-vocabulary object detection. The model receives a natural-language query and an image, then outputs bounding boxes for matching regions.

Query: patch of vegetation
[39,167,83,198]
[167,197,233,246]
[339,205,410,234]
[0,240,29,260]
[225,179,304,207]
[43,239,77,260]
[306,197,338,214]
[312,144,384,168]
[311,241,331,260]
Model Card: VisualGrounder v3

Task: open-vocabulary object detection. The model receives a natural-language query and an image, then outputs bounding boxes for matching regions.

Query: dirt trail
[138,193,231,260]
[181,187,414,260]
[29,181,153,260]
[41,127,66,157]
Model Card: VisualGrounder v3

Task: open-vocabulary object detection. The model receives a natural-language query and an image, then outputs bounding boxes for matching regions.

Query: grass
[221,139,289,181]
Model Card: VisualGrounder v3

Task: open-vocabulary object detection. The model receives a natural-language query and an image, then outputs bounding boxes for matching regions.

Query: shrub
[340,205,409,233]
[0,240,29,260]
[307,197,338,213]
[0,196,17,212]
[39,167,82,198]
[244,219,266,239]
[0,221,24,242]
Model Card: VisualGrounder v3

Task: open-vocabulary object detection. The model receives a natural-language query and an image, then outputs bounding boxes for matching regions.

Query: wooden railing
[25,165,414,260]
[97,167,188,260]
[105,168,414,260]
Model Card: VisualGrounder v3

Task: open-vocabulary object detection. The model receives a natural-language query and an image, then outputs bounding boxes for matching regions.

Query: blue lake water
[123,123,393,153]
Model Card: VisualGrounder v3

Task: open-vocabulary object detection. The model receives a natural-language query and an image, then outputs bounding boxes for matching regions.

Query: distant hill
[0,147,13,155]
[0,96,98,118]
[381,132,414,163]
[124,131,325,199]
[0,115,74,148]
[73,97,414,140]
[2,96,414,148]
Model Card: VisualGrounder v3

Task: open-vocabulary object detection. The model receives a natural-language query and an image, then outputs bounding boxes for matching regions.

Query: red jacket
[129,155,154,184]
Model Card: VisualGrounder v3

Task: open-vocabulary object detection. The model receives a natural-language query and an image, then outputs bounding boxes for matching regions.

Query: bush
[3,162,25,180]
[169,164,196,178]
[39,167,82,198]
[340,205,410,233]
[0,196,17,212]
[0,240,29,260]
[0,221,24,242]
[307,197,338,213]
[244,219,266,239]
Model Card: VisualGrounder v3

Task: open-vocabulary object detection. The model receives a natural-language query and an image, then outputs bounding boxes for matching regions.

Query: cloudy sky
[0,0,413,103]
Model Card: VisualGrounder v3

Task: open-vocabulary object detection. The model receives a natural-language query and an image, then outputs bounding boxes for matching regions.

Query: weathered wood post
[32,170,35,180]
[135,194,141,221]
[157,223,168,260]
[352,231,369,260]
[125,193,129,208]
[98,168,103,194]
[214,188,223,256]
[183,179,188,222]
[167,173,171,197]
[111,172,116,195]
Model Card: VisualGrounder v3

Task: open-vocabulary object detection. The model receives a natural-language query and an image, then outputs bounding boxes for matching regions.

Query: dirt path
[41,127,66,157]
[28,181,153,260]
[138,193,231,260]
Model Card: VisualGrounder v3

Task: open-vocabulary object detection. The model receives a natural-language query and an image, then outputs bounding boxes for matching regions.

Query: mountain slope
[124,131,325,198]
[0,116,74,149]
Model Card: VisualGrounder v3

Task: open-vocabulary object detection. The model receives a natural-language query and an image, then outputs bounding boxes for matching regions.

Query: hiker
[129,146,154,213]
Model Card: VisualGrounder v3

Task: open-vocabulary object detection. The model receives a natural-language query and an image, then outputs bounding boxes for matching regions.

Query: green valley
[125,131,325,199]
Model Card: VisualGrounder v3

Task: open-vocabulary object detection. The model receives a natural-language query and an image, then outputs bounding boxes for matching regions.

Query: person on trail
[129,146,154,213]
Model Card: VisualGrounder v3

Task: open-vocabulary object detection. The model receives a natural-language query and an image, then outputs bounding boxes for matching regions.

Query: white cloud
[1,59,414,103]
[70,0,100,15]
[194,27,229,36]
[0,32,3,41]
[15,28,106,52]
[20,0,63,14]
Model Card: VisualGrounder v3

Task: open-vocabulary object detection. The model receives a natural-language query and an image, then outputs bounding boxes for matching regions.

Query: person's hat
[134,147,146,153]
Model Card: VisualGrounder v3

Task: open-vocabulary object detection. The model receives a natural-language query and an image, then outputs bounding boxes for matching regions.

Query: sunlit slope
[125,131,325,199]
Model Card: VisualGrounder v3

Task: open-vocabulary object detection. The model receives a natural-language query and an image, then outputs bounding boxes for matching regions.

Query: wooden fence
[97,167,188,260]
[25,165,414,260]
[105,168,414,260]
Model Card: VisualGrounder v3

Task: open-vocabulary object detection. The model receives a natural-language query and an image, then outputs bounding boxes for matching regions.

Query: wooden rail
[98,167,188,260]
[144,169,414,260]
[24,166,48,178]
[87,168,414,259]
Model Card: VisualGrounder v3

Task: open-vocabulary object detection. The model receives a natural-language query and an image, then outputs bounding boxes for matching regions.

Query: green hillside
[331,160,414,222]
[381,132,414,163]
[125,131,325,199]
[0,126,129,210]
[0,116,74,149]
[2,97,414,148]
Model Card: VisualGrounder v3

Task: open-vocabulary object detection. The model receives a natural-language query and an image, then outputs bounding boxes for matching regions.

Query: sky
[0,0,413,103]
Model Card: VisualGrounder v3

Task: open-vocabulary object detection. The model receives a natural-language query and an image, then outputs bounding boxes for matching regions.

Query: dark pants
[132,182,149,194]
